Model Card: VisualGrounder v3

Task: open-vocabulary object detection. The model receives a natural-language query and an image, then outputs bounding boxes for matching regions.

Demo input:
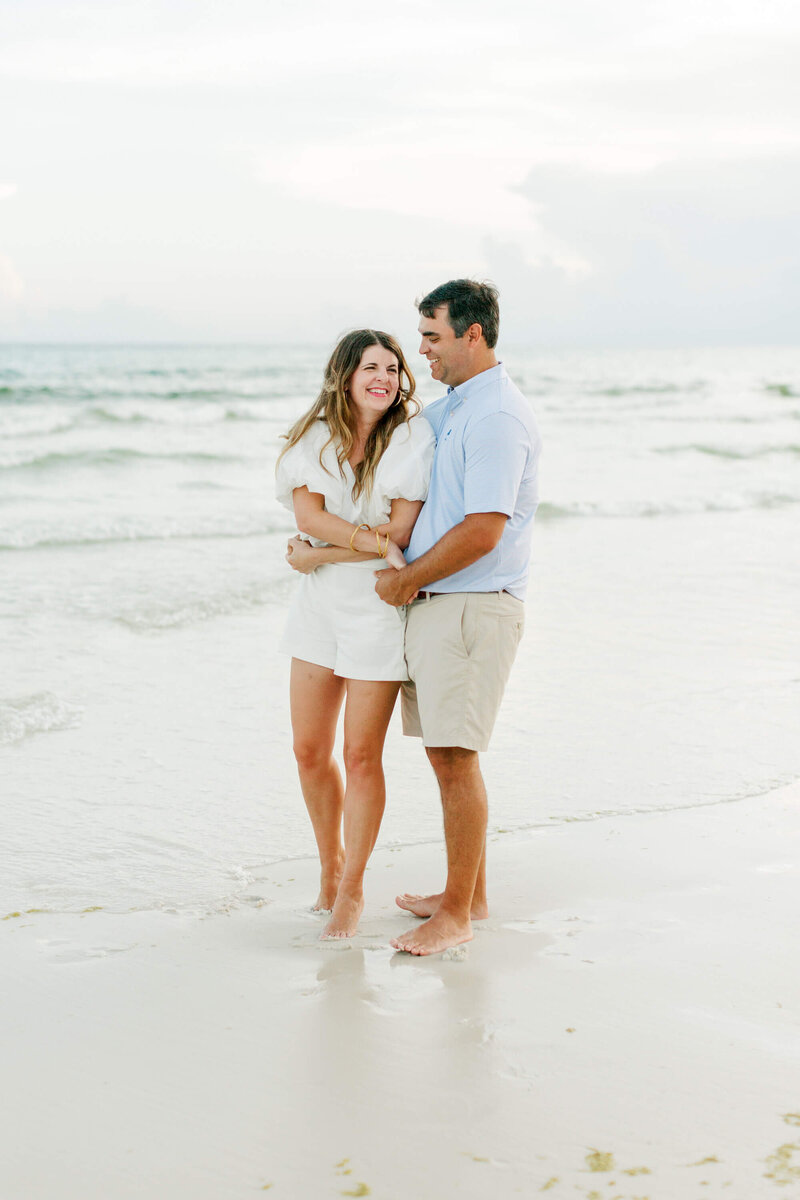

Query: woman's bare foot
[391,911,473,956]
[395,891,489,920]
[320,885,364,940]
[312,855,344,912]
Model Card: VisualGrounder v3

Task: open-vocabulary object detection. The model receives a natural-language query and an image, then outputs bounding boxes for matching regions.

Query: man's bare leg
[391,747,486,955]
[395,840,488,919]
[289,659,346,910]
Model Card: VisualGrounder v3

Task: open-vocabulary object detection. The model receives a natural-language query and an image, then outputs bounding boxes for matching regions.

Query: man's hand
[375,567,419,607]
[286,536,318,574]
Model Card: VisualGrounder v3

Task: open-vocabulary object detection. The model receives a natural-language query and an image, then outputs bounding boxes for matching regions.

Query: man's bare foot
[391,911,473,956]
[396,891,489,920]
[320,886,364,940]
[312,856,344,912]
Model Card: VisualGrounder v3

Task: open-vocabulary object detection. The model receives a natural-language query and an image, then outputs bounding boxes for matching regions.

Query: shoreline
[7,777,794,922]
[3,782,799,1198]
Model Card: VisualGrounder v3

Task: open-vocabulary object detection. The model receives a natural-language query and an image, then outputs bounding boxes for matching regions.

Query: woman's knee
[293,739,332,774]
[342,741,383,778]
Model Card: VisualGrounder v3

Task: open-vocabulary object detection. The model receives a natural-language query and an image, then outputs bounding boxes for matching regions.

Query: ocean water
[2,343,799,915]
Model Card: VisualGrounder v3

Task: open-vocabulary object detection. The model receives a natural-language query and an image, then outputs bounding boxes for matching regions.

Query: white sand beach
[4,0,800,1183]
[4,782,799,1200]
[3,346,799,1198]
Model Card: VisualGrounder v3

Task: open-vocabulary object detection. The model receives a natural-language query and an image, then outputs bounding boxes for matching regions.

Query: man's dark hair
[417,279,500,349]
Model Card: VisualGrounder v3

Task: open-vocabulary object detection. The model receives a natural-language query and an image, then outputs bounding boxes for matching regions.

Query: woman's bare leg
[289,658,346,910]
[321,679,400,939]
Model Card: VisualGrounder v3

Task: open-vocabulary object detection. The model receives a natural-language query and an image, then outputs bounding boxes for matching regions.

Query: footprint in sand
[37,939,136,963]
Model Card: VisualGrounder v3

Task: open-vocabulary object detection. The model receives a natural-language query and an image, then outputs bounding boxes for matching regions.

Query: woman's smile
[348,345,400,420]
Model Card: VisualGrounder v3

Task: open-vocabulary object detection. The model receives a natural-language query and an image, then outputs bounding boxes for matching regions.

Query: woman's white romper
[275,416,435,681]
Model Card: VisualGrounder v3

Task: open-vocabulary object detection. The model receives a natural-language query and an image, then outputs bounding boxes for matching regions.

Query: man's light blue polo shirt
[406,363,541,601]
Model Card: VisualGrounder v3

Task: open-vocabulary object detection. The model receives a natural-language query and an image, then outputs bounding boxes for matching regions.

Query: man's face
[418,305,472,388]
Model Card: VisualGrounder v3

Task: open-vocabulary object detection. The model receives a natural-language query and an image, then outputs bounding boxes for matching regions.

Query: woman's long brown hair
[278,329,419,499]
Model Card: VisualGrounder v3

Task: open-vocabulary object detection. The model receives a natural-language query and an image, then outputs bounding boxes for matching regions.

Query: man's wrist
[397,563,422,590]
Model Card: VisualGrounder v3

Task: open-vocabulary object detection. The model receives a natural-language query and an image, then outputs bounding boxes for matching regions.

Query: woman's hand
[374,522,409,571]
[286,536,319,574]
[383,538,407,571]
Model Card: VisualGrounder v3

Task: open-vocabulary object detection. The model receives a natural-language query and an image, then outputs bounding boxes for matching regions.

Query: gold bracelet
[349,522,370,551]
[376,530,388,558]
[381,532,390,558]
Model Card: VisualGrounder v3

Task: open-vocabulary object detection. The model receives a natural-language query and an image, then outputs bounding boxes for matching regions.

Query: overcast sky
[2,0,799,345]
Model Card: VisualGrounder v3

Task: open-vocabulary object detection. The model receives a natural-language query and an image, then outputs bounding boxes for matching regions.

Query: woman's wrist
[349,522,370,552]
[351,524,390,558]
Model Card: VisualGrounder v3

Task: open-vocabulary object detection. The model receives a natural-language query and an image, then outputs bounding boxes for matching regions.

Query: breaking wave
[537,493,799,520]
[654,442,800,460]
[0,692,83,745]
[0,446,246,471]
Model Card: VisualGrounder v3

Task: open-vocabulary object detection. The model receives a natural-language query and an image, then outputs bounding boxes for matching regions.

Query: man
[375,279,541,956]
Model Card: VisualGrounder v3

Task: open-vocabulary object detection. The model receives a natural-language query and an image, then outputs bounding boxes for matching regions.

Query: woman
[275,330,434,939]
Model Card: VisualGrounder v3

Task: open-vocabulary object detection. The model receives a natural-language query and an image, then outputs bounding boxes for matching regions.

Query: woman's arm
[293,486,384,553]
[286,536,374,574]
[375,498,424,550]
[290,488,406,569]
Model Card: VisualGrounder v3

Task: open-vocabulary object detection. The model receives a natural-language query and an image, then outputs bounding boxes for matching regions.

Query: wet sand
[3,783,799,1199]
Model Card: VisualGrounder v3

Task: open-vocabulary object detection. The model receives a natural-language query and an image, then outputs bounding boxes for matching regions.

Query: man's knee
[426,745,479,785]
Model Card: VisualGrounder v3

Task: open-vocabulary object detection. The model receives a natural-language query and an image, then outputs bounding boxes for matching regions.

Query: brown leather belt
[414,589,515,601]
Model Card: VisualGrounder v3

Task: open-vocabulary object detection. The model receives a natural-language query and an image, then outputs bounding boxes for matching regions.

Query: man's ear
[466,322,483,346]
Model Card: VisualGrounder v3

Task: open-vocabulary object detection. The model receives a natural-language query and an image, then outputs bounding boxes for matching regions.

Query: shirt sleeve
[380,418,436,503]
[274,423,332,512]
[463,412,530,518]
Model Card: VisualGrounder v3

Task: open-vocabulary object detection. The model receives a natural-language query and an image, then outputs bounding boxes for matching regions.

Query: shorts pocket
[458,593,480,657]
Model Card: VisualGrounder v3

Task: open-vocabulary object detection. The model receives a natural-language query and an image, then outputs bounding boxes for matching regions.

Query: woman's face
[347,345,400,424]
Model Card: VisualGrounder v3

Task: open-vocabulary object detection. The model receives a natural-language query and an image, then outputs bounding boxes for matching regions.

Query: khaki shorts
[401,591,525,752]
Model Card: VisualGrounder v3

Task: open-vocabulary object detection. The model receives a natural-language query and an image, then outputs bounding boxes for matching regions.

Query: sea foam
[0,692,83,745]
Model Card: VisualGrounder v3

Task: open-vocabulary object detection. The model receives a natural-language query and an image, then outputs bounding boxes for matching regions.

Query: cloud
[3,296,188,342]
[489,155,800,344]
[0,254,24,304]
[4,1,800,342]
[0,2,474,87]
[254,138,587,275]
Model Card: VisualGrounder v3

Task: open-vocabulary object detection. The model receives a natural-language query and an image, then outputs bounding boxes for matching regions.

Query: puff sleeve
[275,421,338,513]
[378,416,436,505]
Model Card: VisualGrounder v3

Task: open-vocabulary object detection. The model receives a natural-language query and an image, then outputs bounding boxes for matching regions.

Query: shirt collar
[446,362,505,408]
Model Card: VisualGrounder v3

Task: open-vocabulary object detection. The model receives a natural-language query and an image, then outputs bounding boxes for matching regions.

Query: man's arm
[374,512,507,606]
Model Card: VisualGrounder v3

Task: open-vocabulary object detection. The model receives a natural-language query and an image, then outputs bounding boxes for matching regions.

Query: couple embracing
[275,279,541,956]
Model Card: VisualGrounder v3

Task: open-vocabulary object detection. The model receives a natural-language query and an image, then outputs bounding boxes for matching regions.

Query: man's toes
[392,934,420,953]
